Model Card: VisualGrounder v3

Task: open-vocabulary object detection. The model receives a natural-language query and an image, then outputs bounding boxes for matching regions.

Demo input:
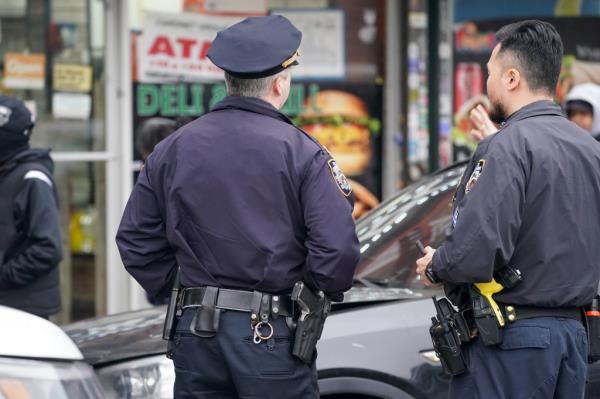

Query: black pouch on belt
[190,287,221,338]
[469,286,503,346]
[584,295,600,363]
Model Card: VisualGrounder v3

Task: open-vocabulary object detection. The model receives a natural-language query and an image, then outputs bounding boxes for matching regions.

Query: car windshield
[354,164,466,293]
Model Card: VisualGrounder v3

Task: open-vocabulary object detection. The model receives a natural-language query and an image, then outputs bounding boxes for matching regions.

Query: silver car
[63,162,600,398]
[0,305,105,399]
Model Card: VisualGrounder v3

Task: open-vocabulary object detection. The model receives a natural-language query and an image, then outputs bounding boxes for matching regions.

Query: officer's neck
[260,94,285,110]
[505,91,554,118]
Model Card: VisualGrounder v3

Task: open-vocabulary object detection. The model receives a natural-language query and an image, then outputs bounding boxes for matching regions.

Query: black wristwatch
[425,262,441,284]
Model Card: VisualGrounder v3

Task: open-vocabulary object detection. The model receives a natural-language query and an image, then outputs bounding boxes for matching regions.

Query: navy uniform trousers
[450,317,588,399]
[172,308,319,398]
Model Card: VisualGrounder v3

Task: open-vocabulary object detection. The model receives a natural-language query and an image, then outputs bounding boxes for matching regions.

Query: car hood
[62,287,423,366]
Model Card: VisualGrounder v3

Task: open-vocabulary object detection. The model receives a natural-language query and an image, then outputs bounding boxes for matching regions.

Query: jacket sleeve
[0,177,62,288]
[116,161,177,297]
[432,138,527,284]
[300,150,360,301]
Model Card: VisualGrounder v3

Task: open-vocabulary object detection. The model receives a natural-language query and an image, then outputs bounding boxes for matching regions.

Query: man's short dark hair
[136,117,176,157]
[174,116,196,130]
[495,20,563,95]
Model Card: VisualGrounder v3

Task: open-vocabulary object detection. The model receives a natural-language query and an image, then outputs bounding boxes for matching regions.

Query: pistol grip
[475,280,505,327]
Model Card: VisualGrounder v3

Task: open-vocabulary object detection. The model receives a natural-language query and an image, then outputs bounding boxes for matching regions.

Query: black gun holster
[290,282,331,364]
[291,307,329,364]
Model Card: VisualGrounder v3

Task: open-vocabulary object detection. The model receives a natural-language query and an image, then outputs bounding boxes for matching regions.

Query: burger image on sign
[294,90,380,176]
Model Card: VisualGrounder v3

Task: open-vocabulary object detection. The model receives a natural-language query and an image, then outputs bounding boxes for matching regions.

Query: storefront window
[55,161,106,322]
[1,0,105,151]
[0,0,106,323]
[406,0,453,180]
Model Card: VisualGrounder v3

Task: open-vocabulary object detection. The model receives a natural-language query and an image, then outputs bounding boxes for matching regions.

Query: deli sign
[138,12,242,82]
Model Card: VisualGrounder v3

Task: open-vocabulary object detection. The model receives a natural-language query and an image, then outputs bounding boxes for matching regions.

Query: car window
[355,165,465,292]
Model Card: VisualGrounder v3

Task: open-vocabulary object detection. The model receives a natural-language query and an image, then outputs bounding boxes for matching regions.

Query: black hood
[0,148,54,176]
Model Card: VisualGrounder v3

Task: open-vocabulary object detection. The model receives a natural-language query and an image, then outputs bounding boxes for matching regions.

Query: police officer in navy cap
[416,20,600,398]
[117,15,360,398]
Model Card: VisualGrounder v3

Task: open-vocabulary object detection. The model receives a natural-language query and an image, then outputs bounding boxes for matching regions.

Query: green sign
[136,82,321,117]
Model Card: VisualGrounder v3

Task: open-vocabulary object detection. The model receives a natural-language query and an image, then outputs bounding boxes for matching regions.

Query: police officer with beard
[117,15,360,399]
[416,20,600,398]
[0,96,62,319]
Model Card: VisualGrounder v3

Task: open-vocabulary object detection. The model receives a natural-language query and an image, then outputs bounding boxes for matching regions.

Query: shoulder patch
[24,170,53,187]
[328,159,352,197]
[465,159,485,195]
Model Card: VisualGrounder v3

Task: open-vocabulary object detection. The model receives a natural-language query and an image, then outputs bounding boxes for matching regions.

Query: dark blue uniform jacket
[433,101,600,308]
[117,96,360,301]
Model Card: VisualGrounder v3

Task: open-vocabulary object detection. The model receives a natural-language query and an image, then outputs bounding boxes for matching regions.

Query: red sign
[138,12,242,82]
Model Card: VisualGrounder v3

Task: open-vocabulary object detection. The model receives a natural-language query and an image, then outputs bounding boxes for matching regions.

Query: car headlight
[0,357,104,398]
[96,355,174,399]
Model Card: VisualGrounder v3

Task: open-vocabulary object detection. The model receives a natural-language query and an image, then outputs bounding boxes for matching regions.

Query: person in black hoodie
[0,95,62,318]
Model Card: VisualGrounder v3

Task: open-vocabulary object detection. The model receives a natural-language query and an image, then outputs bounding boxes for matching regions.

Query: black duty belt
[180,287,293,317]
[500,304,582,323]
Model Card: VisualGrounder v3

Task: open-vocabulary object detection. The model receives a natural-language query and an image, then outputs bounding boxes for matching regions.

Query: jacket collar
[210,96,294,126]
[502,100,563,127]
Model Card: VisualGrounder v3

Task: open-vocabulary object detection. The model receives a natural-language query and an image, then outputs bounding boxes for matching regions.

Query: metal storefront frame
[104,0,147,314]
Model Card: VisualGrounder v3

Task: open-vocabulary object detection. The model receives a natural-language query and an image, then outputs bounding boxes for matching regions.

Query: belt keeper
[260,294,271,322]
[202,286,218,308]
[250,291,263,323]
[505,305,516,322]
[272,295,280,318]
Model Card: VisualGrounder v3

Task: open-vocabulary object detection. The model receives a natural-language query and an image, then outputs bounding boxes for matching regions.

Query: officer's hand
[469,105,498,142]
[415,246,441,288]
[348,178,379,220]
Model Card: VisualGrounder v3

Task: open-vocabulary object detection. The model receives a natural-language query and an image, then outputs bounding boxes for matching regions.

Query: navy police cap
[207,15,301,79]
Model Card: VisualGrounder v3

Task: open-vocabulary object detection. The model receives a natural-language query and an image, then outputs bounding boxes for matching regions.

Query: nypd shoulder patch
[328,159,352,197]
[465,159,485,195]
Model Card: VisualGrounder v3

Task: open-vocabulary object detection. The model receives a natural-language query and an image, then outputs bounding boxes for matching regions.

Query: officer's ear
[273,75,285,97]
[505,68,520,91]
[273,72,291,98]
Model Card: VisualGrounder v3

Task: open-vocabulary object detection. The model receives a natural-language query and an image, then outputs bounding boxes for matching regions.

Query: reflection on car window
[355,165,465,291]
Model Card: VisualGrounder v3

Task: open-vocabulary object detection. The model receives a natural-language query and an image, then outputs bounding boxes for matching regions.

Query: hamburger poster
[290,88,380,177]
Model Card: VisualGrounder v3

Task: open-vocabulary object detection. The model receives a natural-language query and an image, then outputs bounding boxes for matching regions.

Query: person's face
[569,110,594,132]
[486,44,509,124]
